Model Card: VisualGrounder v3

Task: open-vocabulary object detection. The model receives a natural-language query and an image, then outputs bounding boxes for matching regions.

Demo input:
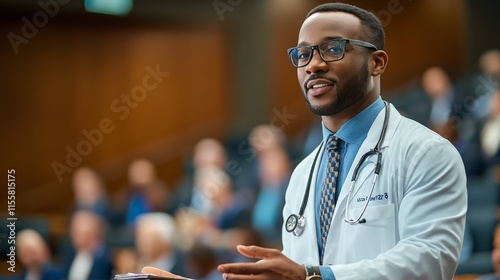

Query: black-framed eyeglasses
[287,38,378,68]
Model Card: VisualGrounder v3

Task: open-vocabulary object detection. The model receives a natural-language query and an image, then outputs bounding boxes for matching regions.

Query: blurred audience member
[452,49,500,143]
[135,213,186,276]
[388,66,462,129]
[199,167,250,231]
[248,125,291,244]
[172,138,229,213]
[473,50,500,121]
[192,138,228,170]
[176,167,250,248]
[126,158,172,225]
[387,66,488,176]
[236,125,285,196]
[480,49,500,80]
[435,119,486,176]
[62,210,114,280]
[71,167,110,221]
[481,89,500,173]
[113,248,138,274]
[16,229,61,280]
[388,66,468,133]
[184,242,222,280]
[422,67,457,129]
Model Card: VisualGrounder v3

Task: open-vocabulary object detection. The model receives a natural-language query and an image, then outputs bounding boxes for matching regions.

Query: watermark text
[6,169,17,272]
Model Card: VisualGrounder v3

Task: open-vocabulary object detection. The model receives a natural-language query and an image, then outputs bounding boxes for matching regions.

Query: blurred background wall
[0,0,499,230]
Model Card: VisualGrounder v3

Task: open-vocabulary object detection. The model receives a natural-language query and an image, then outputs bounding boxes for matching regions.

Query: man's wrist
[304,265,322,280]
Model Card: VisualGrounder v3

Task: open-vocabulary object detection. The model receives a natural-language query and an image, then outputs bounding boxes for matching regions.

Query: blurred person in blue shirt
[15,229,62,280]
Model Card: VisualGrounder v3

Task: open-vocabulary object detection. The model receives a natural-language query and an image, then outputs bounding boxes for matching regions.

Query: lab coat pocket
[340,203,396,262]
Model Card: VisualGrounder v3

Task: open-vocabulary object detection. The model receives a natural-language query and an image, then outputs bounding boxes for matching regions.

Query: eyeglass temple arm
[348,39,378,50]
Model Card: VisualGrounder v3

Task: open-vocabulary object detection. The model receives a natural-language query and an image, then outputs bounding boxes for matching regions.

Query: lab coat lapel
[322,103,402,263]
[303,144,323,264]
[332,104,400,224]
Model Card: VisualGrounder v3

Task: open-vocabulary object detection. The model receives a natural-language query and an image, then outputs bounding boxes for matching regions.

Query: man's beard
[304,63,370,116]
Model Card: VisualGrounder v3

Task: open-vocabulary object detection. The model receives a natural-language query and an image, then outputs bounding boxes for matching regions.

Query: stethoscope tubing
[345,101,390,224]
[285,141,324,234]
[287,101,390,234]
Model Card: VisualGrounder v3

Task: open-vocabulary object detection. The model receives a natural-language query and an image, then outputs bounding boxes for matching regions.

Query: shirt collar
[321,97,385,145]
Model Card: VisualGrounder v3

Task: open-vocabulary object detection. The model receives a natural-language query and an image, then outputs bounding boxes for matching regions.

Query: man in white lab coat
[144,2,467,280]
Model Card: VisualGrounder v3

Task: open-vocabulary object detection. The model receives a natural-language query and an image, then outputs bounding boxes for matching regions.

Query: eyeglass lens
[289,40,345,67]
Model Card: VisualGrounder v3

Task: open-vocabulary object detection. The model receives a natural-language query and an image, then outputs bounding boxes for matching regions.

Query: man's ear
[370,50,389,76]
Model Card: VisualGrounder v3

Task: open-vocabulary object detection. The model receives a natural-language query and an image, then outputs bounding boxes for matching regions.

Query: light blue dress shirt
[314,97,384,279]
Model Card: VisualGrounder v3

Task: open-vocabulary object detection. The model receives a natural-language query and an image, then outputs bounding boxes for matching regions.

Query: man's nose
[306,49,328,74]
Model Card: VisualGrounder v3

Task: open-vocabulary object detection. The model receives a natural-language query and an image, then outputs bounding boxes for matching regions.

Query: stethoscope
[286,101,390,236]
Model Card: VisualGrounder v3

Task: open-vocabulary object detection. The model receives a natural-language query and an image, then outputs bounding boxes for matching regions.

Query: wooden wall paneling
[0,18,231,214]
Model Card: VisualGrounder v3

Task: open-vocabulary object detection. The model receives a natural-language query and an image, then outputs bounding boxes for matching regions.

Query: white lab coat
[282,104,467,280]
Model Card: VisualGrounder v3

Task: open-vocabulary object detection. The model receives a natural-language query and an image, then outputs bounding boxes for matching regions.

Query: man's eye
[297,51,311,60]
[325,45,342,54]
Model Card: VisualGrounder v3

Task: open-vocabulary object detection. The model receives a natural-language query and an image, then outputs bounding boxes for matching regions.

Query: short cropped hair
[307,3,385,50]
[136,212,176,244]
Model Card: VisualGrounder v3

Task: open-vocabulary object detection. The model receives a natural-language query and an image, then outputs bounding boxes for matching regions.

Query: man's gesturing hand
[217,245,306,280]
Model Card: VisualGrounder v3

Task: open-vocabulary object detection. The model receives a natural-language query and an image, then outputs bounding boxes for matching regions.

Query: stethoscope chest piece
[285,140,325,237]
[286,214,306,236]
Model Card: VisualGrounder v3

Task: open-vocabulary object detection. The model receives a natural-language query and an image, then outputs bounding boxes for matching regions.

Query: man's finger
[218,262,264,275]
[222,273,266,280]
[236,245,280,259]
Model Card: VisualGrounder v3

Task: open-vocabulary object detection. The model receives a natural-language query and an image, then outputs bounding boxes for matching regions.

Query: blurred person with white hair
[15,229,61,280]
[135,212,186,276]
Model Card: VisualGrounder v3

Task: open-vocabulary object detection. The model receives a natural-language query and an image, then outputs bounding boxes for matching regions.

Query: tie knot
[327,135,340,151]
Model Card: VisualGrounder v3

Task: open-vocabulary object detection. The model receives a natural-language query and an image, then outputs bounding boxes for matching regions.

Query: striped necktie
[320,134,341,262]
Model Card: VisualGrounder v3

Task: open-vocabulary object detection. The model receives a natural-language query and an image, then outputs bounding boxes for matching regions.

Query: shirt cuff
[319,266,335,280]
